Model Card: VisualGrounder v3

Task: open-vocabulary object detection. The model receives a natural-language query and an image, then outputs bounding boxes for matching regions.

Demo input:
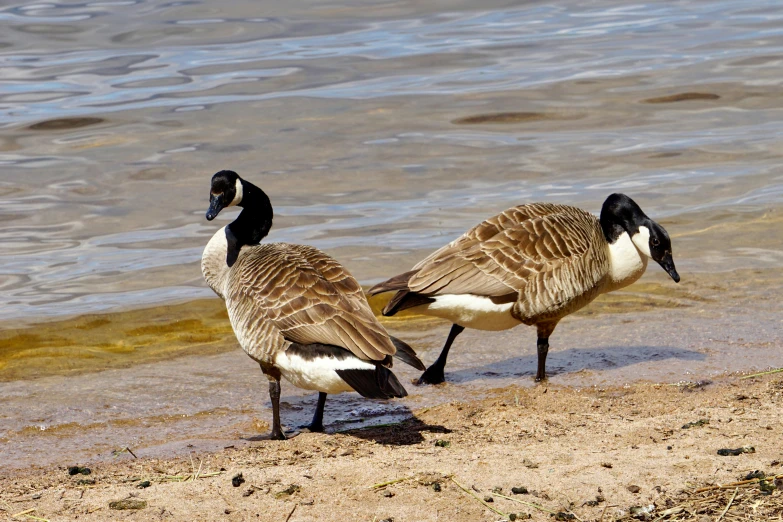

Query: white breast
[201,226,231,299]
[607,231,648,289]
[274,351,374,394]
[413,294,521,331]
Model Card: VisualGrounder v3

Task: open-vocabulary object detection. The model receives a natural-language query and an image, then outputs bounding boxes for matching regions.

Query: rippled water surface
[1,0,783,469]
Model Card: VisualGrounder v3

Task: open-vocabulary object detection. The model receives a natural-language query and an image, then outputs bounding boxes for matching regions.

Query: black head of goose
[201,170,424,440]
[368,193,679,385]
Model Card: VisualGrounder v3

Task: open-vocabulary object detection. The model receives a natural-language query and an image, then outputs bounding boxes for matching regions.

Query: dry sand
[2,373,782,521]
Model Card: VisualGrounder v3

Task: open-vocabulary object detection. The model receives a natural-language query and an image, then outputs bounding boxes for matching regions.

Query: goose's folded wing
[408,204,606,300]
[229,244,396,362]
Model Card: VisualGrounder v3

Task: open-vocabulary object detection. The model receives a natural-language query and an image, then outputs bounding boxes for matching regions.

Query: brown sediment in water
[0,298,234,382]
[26,117,105,130]
[451,111,583,124]
[642,92,721,103]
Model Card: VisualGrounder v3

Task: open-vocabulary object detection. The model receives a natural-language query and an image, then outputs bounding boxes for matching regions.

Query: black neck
[228,179,273,246]
[599,193,646,244]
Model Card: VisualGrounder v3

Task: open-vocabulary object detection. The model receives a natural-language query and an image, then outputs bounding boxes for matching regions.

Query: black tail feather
[337,365,407,399]
[382,290,435,316]
[390,336,426,371]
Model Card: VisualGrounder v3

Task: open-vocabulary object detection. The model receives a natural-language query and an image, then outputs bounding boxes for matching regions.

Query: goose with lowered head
[368,193,679,385]
[201,170,424,439]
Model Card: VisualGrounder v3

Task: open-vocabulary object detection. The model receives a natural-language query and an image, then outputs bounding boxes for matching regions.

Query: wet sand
[2,374,782,521]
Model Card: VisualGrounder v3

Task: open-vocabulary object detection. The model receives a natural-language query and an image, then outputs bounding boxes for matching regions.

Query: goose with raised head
[201,170,425,439]
[368,193,679,385]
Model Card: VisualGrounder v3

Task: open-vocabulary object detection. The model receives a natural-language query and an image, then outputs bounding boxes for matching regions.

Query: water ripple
[0,0,782,321]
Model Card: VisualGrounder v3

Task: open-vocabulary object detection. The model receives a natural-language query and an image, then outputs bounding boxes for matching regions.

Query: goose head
[206,170,243,221]
[600,193,680,283]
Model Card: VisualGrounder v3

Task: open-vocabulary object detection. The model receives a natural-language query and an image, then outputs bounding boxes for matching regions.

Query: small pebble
[681,419,709,429]
[242,488,255,497]
[136,480,151,489]
[299,498,315,506]
[232,473,245,487]
[627,485,641,494]
[744,470,765,480]
[274,484,300,499]
[511,486,528,495]
[224,508,232,514]
[432,482,442,492]
[383,490,394,498]
[509,514,517,521]
[630,505,655,517]
[483,496,493,503]
[521,458,539,469]
[759,480,775,494]
[109,499,147,510]
[600,462,613,469]
[68,466,91,476]
[434,440,450,448]
[77,478,95,486]
[667,446,673,450]
[717,446,755,456]
[492,486,503,494]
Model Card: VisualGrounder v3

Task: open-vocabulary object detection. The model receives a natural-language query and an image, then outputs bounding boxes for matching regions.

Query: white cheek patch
[631,226,651,257]
[608,231,648,285]
[228,178,243,207]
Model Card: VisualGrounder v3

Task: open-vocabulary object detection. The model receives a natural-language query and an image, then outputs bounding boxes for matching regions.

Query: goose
[201,170,425,439]
[368,193,679,385]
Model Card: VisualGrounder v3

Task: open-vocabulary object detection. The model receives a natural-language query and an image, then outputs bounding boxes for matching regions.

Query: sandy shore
[2,373,782,521]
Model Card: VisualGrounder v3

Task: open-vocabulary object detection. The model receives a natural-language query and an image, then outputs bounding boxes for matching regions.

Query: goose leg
[268,379,287,440]
[418,323,465,385]
[300,392,327,433]
[535,337,549,382]
[534,322,558,382]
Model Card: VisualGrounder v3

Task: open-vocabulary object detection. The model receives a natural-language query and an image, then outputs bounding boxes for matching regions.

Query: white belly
[412,294,521,331]
[274,351,374,394]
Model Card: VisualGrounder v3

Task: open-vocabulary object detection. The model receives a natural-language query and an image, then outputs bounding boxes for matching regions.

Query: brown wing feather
[227,243,396,362]
[405,204,608,318]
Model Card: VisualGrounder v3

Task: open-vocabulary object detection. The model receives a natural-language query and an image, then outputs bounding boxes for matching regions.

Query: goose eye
[651,238,660,247]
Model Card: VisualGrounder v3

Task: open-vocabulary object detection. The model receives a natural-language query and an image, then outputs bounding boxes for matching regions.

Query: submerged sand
[2,374,782,521]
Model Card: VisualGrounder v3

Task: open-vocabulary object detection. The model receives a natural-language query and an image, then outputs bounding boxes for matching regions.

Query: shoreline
[2,375,782,521]
[0,271,747,383]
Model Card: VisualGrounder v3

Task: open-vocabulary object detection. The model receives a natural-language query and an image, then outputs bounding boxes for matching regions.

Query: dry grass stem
[370,476,414,489]
[449,476,508,518]
[714,487,738,522]
[740,368,783,379]
[492,492,558,515]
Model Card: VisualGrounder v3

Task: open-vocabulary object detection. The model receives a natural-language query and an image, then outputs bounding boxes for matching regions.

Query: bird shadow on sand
[442,344,706,384]
[339,416,452,446]
[243,393,447,445]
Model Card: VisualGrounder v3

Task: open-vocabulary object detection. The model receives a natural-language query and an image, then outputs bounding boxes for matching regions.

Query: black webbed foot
[417,365,446,385]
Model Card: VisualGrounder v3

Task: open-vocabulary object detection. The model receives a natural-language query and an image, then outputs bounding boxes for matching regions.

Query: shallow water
[1,0,783,469]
